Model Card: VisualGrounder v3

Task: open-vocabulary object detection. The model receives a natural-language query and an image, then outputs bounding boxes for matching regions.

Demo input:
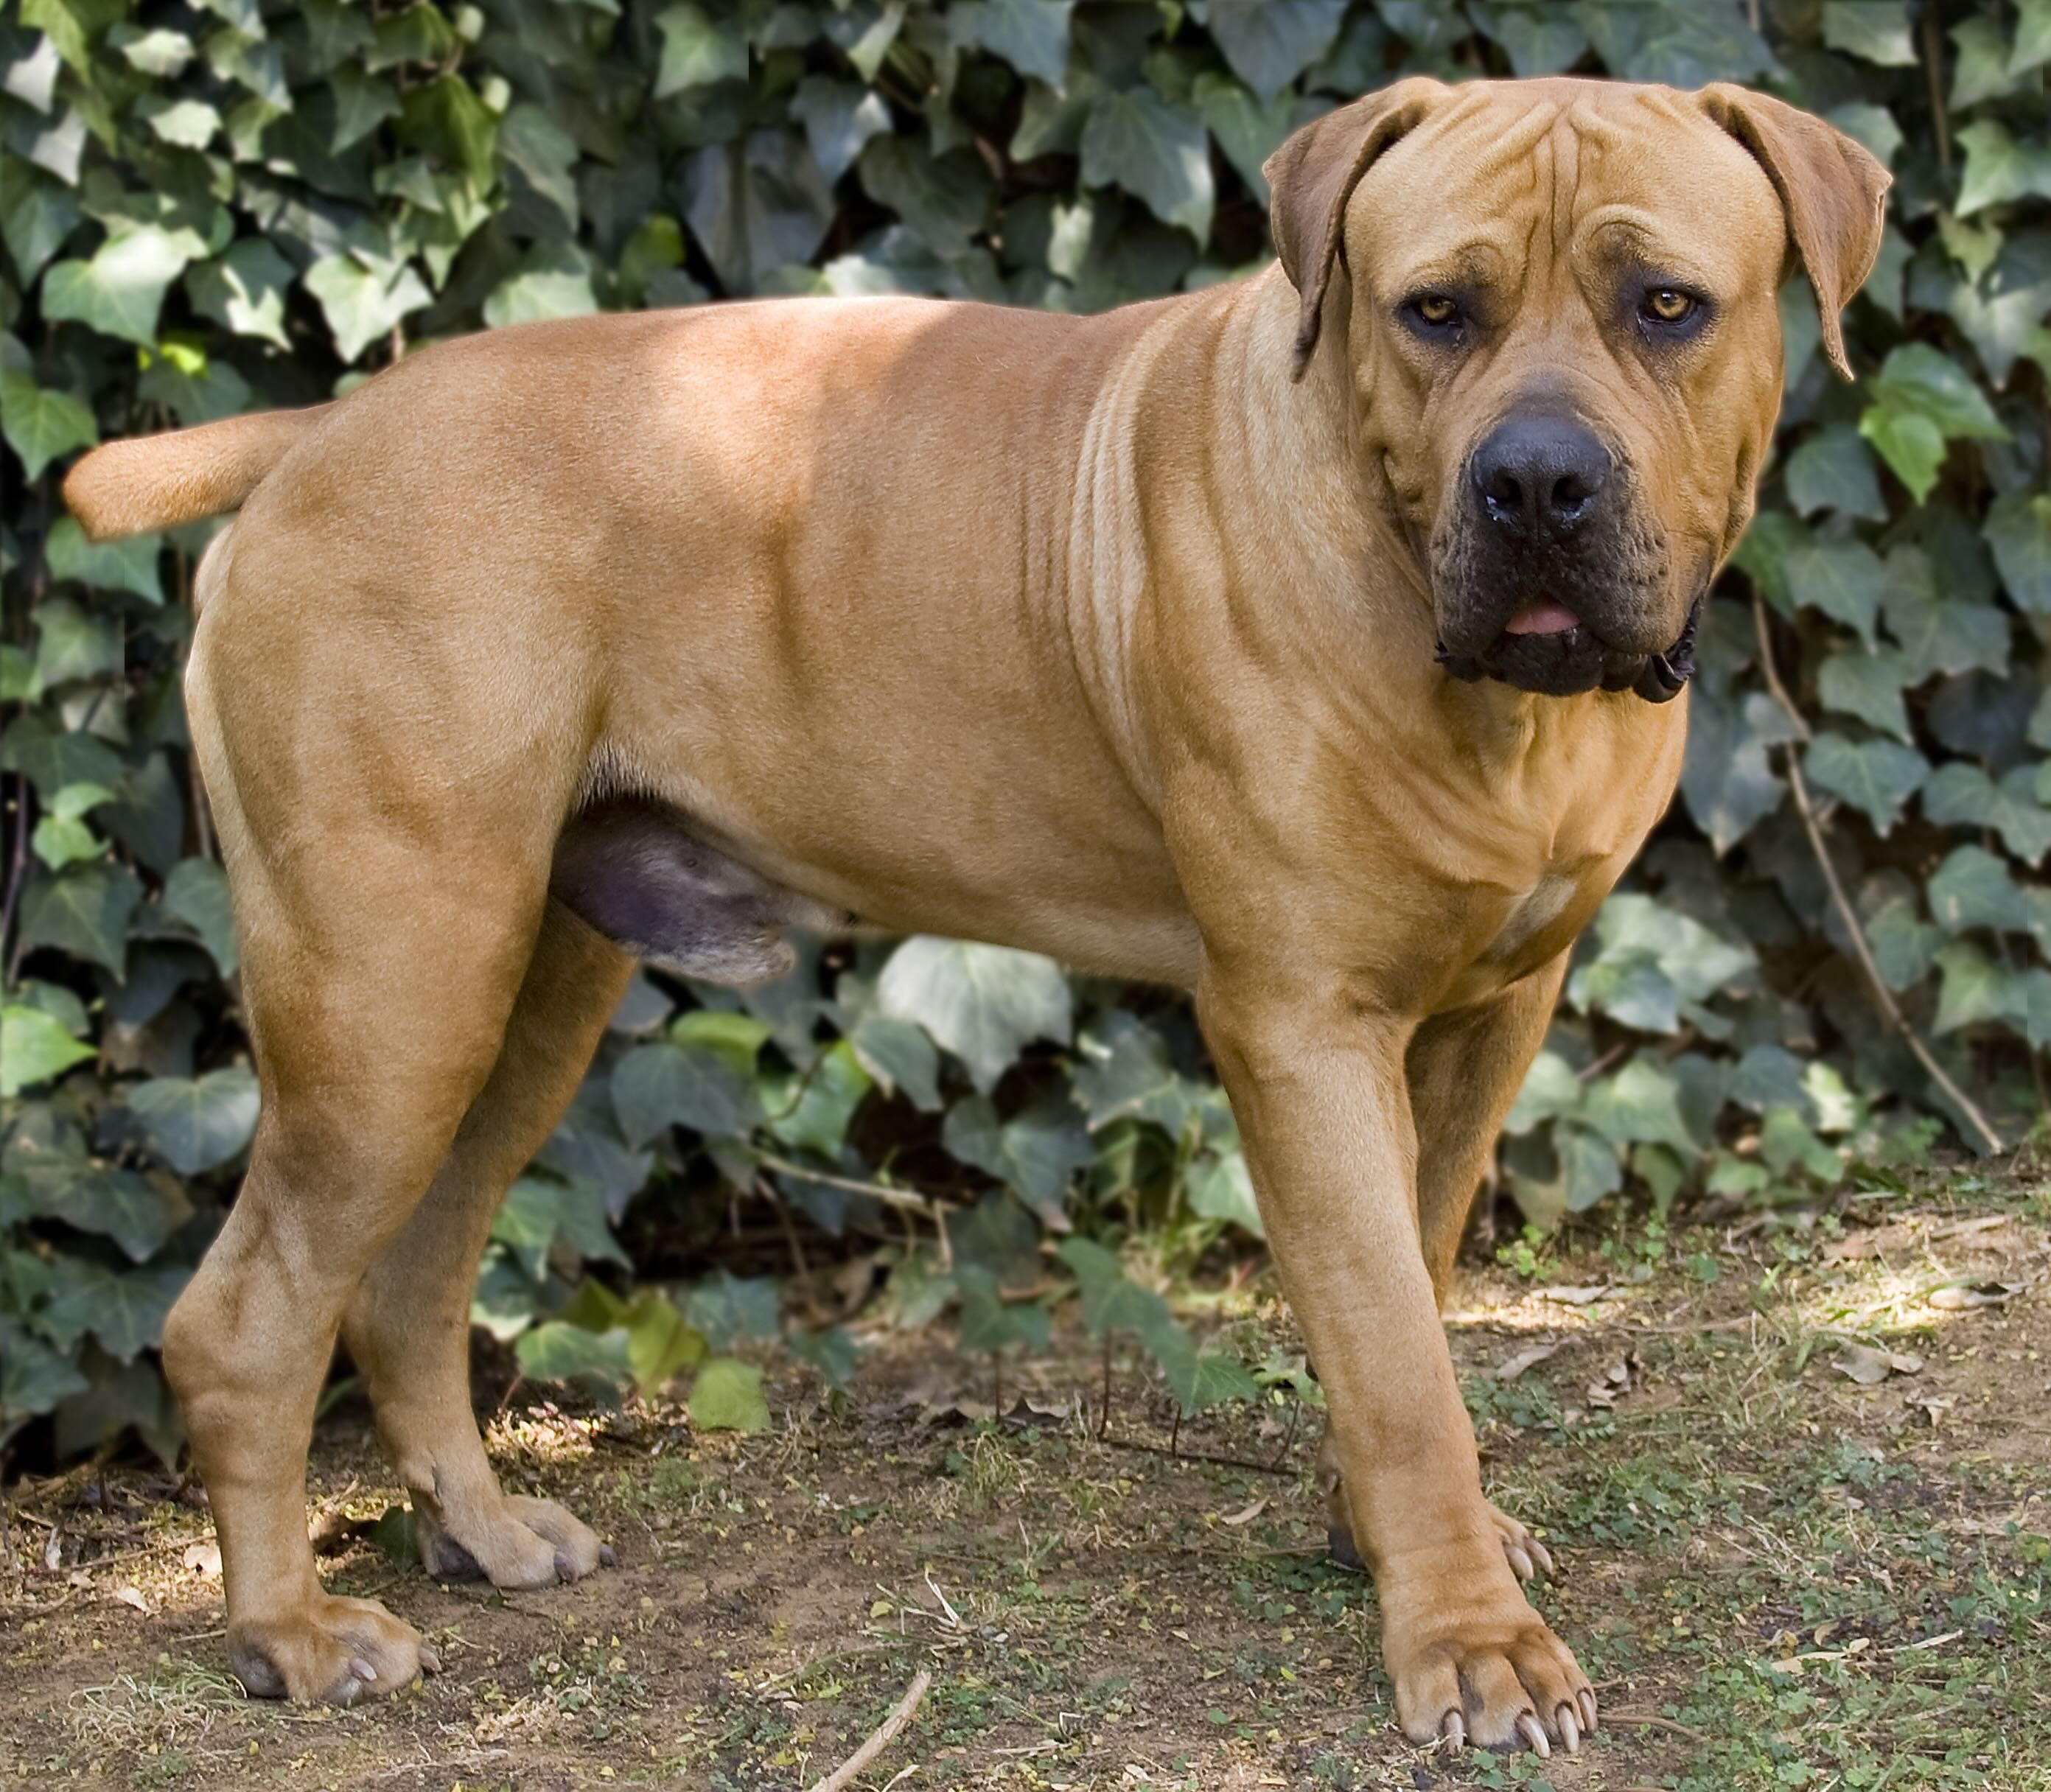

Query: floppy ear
[1262,76,1447,382]
[1697,84,1891,380]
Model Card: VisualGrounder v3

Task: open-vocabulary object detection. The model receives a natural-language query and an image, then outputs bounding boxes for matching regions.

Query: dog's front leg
[1198,973,1593,1756]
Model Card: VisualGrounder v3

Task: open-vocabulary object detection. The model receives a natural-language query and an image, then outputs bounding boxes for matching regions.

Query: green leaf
[1582,1057,1699,1157]
[1954,121,2051,217]
[1190,72,1295,202]
[30,814,101,870]
[682,132,836,294]
[1865,892,1940,990]
[1932,942,2008,1034]
[858,136,994,255]
[1881,556,2010,684]
[1472,2,1589,76]
[688,1356,770,1432]
[2016,0,2051,74]
[1927,844,2031,934]
[41,1259,189,1362]
[655,3,747,97]
[329,64,402,154]
[483,241,599,328]
[1858,405,1947,503]
[1820,1,1915,66]
[790,77,894,184]
[878,937,1072,1094]
[767,1039,874,1158]
[42,1166,192,1262]
[42,225,194,347]
[1866,343,2010,438]
[516,1320,632,1389]
[1080,88,1214,244]
[304,253,433,363]
[788,1326,859,1390]
[1,157,80,280]
[1758,1106,1843,1186]
[1783,424,1886,522]
[1921,763,2051,866]
[1952,17,2024,108]
[621,1291,707,1394]
[0,1006,96,1096]
[942,1093,1091,1227]
[1823,102,1902,169]
[161,857,240,976]
[1803,732,1929,836]
[18,861,141,976]
[684,1270,781,1350]
[947,0,1075,88]
[127,1068,261,1176]
[32,598,119,685]
[955,1263,1050,1355]
[1986,491,2051,615]
[847,1011,943,1111]
[1817,643,1912,743]
[0,362,97,479]
[0,713,125,798]
[1680,687,1789,855]
[45,514,163,603]
[1783,539,1884,644]
[1058,1236,1174,1338]
[1202,0,1347,99]
[187,239,294,351]
[0,1319,90,1420]
[1185,1142,1263,1234]
[611,1038,757,1145]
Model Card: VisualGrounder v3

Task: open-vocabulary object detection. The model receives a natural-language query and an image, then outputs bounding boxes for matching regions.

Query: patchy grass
[4,1172,2047,1791]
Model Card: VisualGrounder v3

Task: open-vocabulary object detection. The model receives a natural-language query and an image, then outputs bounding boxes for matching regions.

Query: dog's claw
[1557,1705,1580,1754]
[1438,1711,1466,1751]
[349,1657,377,1683]
[417,1643,440,1676]
[1528,1535,1556,1576]
[1579,1687,1598,1732]
[598,1544,616,1569]
[1516,1712,1551,1757]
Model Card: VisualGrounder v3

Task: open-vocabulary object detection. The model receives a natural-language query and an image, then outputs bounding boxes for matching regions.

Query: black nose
[1469,416,1611,538]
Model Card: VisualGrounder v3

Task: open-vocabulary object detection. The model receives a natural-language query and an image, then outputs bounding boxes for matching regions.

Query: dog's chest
[1485,872,1579,964]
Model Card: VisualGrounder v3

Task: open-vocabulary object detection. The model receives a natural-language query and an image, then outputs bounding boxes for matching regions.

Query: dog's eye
[1402,293,1463,335]
[1641,287,1697,325]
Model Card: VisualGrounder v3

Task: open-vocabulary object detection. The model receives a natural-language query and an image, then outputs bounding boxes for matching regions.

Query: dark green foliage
[2,0,2045,1460]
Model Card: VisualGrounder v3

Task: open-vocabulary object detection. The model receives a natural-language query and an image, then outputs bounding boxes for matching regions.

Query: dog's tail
[62,405,331,542]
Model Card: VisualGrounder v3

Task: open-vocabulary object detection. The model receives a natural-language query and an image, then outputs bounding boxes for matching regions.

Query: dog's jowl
[64,77,1887,1751]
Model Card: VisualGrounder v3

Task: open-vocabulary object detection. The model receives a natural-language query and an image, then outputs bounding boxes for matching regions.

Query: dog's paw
[229,1594,438,1704]
[1328,1500,1554,1583]
[1388,1608,1595,1757]
[1487,1501,1556,1583]
[416,1492,615,1591]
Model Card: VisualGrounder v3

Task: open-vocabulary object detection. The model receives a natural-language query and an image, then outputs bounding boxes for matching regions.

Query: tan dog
[66,77,1886,1754]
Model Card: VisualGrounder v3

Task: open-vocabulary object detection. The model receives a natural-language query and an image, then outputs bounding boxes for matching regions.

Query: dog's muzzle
[1434,596,1699,704]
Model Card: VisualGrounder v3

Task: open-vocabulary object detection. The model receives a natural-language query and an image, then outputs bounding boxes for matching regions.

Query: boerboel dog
[65,75,1887,1754]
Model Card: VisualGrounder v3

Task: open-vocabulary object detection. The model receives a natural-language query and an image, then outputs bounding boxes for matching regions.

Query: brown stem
[1922,10,1952,178]
[1752,598,2005,1155]
[1099,1434,1297,1479]
[755,1152,949,1218]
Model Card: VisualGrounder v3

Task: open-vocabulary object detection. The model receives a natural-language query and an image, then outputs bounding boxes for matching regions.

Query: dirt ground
[4,1172,2047,1792]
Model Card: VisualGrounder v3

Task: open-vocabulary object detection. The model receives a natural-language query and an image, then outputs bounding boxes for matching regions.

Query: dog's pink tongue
[1503,597,1581,636]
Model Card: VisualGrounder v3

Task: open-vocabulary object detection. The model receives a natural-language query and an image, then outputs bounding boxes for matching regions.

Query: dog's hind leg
[342,900,633,1589]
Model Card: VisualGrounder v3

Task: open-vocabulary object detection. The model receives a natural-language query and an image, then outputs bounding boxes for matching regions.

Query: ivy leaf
[161,857,239,976]
[45,515,162,603]
[1821,1,1916,67]
[1866,342,2010,438]
[878,938,1072,1094]
[1951,17,2024,108]
[1058,1236,1174,1337]
[304,253,432,363]
[846,1011,943,1111]
[1921,763,2051,866]
[688,1356,769,1431]
[947,0,1075,88]
[1191,73,1296,201]
[0,1320,91,1420]
[1080,87,1214,244]
[1680,687,1788,855]
[186,239,294,351]
[1985,491,2051,615]
[0,158,81,279]
[1932,942,2009,1034]
[1817,643,1912,743]
[41,1259,189,1362]
[1582,1057,1700,1157]
[683,1270,781,1350]
[942,1093,1091,1227]
[955,1263,1049,1355]
[127,1068,261,1176]
[1071,1010,1195,1135]
[1954,121,2051,217]
[1804,732,1929,836]
[1783,424,1886,522]
[766,1039,873,1159]
[18,861,142,977]
[790,77,893,184]
[483,242,599,328]
[621,1291,707,1394]
[42,225,194,347]
[1783,539,1884,644]
[611,1038,758,1146]
[682,132,836,294]
[1185,1142,1263,1234]
[1471,2,1590,76]
[42,1166,192,1262]
[2016,0,2051,74]
[1881,557,2010,683]
[497,102,580,231]
[1201,0,1349,100]
[0,360,97,480]
[1926,844,2032,934]
[0,1006,97,1096]
[655,3,747,97]
[516,1320,631,1392]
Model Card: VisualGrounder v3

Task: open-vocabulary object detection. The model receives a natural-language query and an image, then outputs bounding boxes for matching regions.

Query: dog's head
[1265,77,1889,701]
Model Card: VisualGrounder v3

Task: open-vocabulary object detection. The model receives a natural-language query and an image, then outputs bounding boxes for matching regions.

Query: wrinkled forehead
[1349,81,1787,299]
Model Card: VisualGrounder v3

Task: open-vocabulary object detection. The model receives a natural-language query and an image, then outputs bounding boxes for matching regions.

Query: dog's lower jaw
[1435,593,1702,704]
